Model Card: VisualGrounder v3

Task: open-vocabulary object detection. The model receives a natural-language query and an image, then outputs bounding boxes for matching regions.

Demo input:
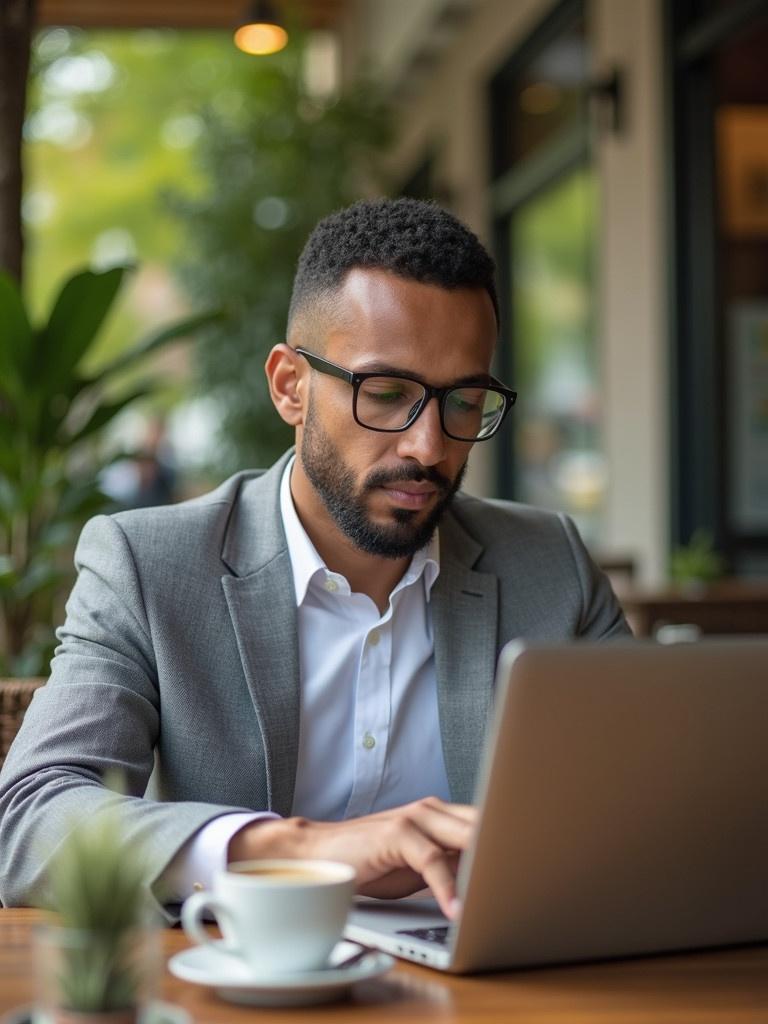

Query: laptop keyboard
[396,926,450,945]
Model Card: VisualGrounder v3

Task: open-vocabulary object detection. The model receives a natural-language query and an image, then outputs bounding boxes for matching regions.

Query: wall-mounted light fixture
[234,1,288,56]
[588,67,625,135]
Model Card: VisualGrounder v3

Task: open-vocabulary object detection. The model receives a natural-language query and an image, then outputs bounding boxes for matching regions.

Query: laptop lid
[347,639,768,973]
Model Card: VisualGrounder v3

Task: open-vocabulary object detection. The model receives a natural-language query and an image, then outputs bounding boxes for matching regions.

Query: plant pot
[52,1008,139,1024]
[33,922,160,1023]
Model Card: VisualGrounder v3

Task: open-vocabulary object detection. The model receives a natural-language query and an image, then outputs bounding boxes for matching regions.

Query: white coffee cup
[181,859,356,975]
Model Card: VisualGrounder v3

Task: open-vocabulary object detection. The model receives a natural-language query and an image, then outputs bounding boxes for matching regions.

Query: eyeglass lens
[355,376,506,440]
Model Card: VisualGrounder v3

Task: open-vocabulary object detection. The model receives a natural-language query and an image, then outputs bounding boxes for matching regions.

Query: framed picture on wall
[729,303,768,531]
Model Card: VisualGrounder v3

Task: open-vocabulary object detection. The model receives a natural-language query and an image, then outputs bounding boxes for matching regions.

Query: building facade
[338,0,768,586]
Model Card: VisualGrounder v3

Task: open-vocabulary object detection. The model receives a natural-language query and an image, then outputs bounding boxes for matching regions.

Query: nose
[394,396,447,467]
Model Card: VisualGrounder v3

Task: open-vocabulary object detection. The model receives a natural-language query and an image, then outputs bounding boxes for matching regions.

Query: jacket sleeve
[0,515,251,919]
[557,513,633,640]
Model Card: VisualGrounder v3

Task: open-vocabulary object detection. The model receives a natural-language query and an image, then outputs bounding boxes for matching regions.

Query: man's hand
[227,797,476,920]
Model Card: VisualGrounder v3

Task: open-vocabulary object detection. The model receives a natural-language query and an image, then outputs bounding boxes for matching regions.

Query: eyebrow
[351,361,494,388]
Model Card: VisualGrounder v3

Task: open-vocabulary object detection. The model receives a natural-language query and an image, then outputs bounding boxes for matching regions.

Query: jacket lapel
[218,452,500,813]
[432,510,498,804]
[220,451,300,817]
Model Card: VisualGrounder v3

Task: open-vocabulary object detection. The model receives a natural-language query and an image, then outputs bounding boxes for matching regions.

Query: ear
[265,344,306,426]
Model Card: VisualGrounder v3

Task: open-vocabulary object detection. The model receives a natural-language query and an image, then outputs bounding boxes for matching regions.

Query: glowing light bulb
[234,22,288,56]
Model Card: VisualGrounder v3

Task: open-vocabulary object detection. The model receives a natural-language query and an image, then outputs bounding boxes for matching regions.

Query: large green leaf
[32,372,106,452]
[96,308,223,380]
[54,479,110,521]
[37,267,127,396]
[0,415,20,478]
[3,256,221,676]
[0,555,15,589]
[0,475,17,518]
[0,270,32,402]
[36,520,80,552]
[7,558,69,602]
[64,384,155,448]
[45,309,220,450]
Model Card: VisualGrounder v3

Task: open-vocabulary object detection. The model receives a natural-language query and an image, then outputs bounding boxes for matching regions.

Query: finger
[437,802,477,825]
[397,826,461,919]
[420,849,464,919]
[358,867,425,901]
[405,800,476,851]
[417,851,459,919]
[358,854,461,903]
[367,798,477,828]
[417,794,479,827]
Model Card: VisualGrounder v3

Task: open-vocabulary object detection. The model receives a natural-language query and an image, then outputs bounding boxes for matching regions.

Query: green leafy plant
[670,529,725,587]
[0,265,219,676]
[169,36,390,474]
[45,802,152,1014]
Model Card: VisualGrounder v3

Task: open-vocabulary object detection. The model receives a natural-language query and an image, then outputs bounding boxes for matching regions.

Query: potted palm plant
[0,264,220,677]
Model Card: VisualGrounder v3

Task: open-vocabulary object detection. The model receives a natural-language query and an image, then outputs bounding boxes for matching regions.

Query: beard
[300,398,466,559]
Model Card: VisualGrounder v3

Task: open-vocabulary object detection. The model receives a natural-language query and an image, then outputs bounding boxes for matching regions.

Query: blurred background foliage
[169,41,390,472]
[4,25,389,675]
[0,265,217,676]
[24,26,390,479]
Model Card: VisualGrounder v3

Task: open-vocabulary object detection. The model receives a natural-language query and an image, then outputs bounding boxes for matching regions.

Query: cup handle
[181,891,239,954]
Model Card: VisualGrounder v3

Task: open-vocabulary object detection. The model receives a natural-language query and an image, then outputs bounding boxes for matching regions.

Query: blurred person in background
[130,417,177,509]
[100,415,178,510]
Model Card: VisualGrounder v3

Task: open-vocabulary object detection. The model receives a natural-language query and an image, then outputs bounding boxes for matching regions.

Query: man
[0,199,629,919]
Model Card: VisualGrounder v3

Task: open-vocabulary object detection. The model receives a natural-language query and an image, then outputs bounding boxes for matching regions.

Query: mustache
[364,464,455,494]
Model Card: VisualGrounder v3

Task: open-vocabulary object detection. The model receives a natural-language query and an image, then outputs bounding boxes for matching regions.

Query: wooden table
[616,580,768,637]
[3,910,768,1023]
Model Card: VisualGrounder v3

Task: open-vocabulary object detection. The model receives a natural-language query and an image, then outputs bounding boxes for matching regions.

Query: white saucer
[168,939,394,1007]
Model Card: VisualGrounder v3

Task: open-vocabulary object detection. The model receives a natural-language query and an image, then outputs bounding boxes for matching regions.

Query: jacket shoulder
[114,470,262,528]
[76,470,266,576]
[449,492,571,549]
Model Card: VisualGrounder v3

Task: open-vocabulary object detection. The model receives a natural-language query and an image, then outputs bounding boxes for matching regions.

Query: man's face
[293,268,498,559]
[300,396,467,559]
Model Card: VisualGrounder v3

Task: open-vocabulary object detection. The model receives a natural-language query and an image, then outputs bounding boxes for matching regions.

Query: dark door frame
[488,0,590,500]
[665,0,768,564]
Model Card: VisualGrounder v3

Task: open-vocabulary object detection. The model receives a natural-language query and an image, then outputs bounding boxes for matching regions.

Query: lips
[380,484,437,509]
[383,482,435,495]
[365,465,452,513]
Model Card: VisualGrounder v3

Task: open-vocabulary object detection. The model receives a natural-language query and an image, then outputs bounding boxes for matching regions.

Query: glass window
[508,166,603,542]
[714,19,768,552]
[671,0,768,574]
[491,1,602,544]
[493,15,589,175]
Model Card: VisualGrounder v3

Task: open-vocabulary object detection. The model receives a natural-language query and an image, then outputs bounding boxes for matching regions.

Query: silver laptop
[345,638,768,973]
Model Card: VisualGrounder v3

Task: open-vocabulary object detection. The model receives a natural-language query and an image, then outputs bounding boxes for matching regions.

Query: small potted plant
[35,802,159,1024]
[669,529,725,591]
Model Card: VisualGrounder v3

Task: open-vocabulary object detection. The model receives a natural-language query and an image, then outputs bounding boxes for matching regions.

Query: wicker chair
[0,678,46,768]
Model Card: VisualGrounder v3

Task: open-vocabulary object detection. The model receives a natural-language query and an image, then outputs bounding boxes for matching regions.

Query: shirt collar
[279,456,440,607]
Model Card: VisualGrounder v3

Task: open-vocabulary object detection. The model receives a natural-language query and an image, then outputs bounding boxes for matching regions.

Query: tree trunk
[0,0,35,283]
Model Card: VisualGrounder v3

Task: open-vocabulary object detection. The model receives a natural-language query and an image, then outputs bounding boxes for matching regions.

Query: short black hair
[288,197,498,332]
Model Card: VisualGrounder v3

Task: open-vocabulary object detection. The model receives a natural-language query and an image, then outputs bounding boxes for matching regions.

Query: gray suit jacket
[0,450,628,911]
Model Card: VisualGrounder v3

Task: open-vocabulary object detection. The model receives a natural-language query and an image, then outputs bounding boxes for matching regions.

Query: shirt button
[368,630,380,647]
[362,732,376,750]
[324,578,339,593]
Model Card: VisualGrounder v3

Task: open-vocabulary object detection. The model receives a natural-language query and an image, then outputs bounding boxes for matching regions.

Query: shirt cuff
[159,812,280,901]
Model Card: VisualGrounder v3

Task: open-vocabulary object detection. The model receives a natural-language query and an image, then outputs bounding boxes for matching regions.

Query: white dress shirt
[162,459,450,898]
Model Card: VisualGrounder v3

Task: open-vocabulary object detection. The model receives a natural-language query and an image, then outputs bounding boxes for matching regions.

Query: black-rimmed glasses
[295,347,517,442]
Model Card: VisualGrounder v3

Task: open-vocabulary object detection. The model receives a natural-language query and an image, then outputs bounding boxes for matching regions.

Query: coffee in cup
[181,859,356,975]
[235,867,329,882]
